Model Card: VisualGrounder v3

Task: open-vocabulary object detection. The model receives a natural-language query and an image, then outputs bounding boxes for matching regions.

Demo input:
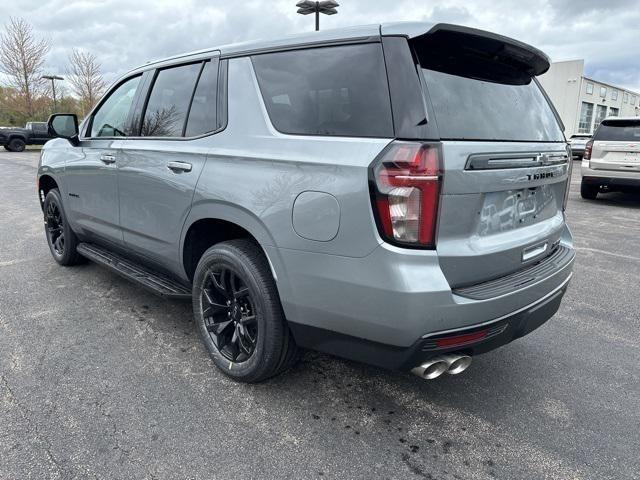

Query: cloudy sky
[2,0,640,92]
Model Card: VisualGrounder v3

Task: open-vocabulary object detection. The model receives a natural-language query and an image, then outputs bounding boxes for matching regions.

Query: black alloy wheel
[45,200,65,256]
[192,239,300,382]
[201,266,258,362]
[43,188,83,266]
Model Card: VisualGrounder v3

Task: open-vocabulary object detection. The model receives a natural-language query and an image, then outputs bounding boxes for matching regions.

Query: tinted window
[141,63,202,137]
[91,75,141,137]
[594,120,640,141]
[252,44,393,138]
[422,69,564,142]
[185,60,219,137]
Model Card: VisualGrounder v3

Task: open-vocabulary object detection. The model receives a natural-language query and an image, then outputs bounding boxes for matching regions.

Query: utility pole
[42,75,64,112]
[296,1,339,31]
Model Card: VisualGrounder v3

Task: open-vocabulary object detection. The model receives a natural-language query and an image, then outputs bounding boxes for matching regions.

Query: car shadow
[591,191,640,209]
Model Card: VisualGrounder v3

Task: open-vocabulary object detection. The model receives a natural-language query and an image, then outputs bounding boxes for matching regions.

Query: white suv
[581,117,640,199]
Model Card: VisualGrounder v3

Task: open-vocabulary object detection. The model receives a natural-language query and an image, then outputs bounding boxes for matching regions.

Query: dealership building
[538,59,640,138]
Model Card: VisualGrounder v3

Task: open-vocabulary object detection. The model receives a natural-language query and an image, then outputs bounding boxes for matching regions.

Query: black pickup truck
[0,122,53,152]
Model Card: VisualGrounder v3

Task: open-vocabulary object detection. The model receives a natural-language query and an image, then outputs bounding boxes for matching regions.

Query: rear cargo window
[422,69,564,142]
[252,44,394,138]
[594,120,640,141]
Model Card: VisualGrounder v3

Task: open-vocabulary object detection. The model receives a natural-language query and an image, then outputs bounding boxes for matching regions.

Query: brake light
[370,142,442,248]
[583,140,593,161]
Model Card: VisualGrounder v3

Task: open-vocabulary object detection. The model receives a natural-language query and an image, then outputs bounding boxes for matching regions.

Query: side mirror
[47,113,79,146]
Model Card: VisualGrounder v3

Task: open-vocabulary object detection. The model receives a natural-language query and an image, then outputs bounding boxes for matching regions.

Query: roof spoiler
[387,23,551,85]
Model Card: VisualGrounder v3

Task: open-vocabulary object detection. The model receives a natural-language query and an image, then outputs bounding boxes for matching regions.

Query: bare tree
[0,17,50,118]
[67,48,105,115]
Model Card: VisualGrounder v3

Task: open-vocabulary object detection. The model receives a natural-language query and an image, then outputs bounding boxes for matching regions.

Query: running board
[77,243,191,300]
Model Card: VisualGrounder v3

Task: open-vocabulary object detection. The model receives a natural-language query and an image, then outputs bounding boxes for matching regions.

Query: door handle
[167,161,192,173]
[100,154,116,165]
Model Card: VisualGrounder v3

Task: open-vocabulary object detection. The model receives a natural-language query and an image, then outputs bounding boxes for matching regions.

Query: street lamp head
[296,0,339,30]
[42,75,64,81]
[296,1,340,15]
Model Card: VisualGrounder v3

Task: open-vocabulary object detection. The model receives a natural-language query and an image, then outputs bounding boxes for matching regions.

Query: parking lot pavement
[1,150,639,480]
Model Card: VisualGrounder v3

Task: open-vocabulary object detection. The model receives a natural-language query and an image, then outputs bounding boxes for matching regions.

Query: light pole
[296,1,339,31]
[42,75,64,112]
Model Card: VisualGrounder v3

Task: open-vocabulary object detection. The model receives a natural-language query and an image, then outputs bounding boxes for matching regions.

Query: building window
[599,86,607,98]
[594,104,607,131]
[586,83,594,94]
[623,92,629,103]
[631,96,636,106]
[578,102,594,133]
[612,90,618,101]
[610,107,619,117]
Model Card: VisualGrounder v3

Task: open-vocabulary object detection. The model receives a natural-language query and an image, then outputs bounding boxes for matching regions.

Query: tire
[7,138,26,152]
[192,239,299,383]
[3,145,10,151]
[43,189,84,266]
[580,181,599,200]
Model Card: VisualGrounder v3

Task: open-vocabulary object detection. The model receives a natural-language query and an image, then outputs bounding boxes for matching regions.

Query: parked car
[38,22,574,383]
[0,122,52,152]
[569,134,592,159]
[581,117,640,199]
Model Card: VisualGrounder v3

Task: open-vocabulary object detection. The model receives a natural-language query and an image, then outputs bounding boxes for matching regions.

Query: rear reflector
[370,142,442,248]
[435,330,488,348]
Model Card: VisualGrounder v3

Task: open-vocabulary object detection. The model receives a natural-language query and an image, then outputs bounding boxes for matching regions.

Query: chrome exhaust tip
[411,359,449,380]
[441,354,472,375]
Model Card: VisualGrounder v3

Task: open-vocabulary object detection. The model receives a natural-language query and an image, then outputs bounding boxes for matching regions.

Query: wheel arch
[37,174,59,210]
[181,202,280,283]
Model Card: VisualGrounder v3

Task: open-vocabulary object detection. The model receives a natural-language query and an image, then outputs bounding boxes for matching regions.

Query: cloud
[1,0,639,92]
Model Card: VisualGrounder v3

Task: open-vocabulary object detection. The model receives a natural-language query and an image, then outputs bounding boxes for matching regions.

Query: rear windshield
[252,44,394,138]
[422,69,564,142]
[594,120,640,142]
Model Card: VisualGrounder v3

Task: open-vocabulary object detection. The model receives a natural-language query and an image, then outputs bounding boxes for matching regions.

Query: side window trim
[83,74,143,140]
[217,59,229,131]
[126,70,155,137]
[181,61,208,137]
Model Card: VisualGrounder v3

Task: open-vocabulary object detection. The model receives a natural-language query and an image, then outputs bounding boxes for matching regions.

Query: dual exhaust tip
[411,353,472,380]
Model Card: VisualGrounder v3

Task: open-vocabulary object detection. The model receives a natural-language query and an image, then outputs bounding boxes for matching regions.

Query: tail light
[369,141,442,248]
[583,139,593,160]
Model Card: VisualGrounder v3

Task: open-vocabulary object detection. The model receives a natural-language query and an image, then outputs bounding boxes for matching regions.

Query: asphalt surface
[1,150,639,480]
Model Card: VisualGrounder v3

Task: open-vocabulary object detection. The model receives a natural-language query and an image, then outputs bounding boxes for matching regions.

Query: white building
[538,59,640,138]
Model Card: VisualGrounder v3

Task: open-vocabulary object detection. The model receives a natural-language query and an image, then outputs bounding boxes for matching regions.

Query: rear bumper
[581,162,640,188]
[571,147,585,157]
[289,275,570,370]
[266,225,574,365]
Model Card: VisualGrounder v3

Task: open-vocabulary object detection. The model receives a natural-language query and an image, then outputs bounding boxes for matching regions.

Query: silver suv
[38,23,574,382]
[581,117,640,199]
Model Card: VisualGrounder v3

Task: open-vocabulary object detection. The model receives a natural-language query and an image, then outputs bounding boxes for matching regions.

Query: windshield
[594,120,640,142]
[422,69,564,142]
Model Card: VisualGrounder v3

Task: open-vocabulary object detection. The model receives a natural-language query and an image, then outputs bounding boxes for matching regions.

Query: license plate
[625,153,639,162]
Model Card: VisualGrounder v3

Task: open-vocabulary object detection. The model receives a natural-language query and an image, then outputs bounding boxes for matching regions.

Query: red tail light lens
[370,142,442,248]
[583,140,593,161]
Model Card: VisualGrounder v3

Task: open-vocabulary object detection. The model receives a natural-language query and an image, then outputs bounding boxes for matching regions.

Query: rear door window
[141,63,202,137]
[252,44,394,138]
[422,69,564,142]
[594,120,640,141]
